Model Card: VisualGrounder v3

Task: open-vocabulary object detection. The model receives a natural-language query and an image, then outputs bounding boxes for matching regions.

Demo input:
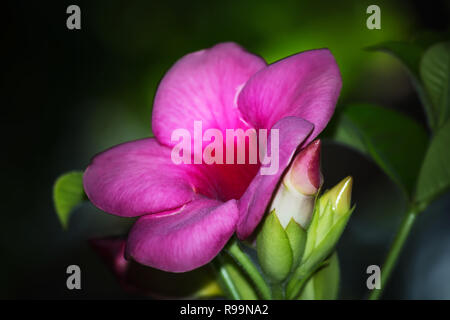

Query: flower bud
[318,176,353,219]
[269,140,323,229]
[257,210,293,282]
[286,177,354,299]
[256,211,306,283]
[290,140,323,196]
[302,176,354,271]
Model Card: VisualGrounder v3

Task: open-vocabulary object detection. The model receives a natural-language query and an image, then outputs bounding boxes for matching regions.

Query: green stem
[212,254,241,300]
[369,208,418,300]
[286,262,321,299]
[227,240,272,300]
[271,283,285,300]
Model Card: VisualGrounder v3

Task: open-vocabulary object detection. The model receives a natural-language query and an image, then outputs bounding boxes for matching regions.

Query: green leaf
[420,41,450,130]
[332,104,428,198]
[298,252,340,300]
[256,211,293,283]
[367,41,434,130]
[415,119,450,204]
[53,171,86,229]
[367,41,423,78]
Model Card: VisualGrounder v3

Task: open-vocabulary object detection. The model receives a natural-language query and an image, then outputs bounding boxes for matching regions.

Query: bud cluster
[256,140,354,298]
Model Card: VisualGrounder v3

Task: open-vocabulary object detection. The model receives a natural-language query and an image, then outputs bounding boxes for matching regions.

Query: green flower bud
[319,176,353,219]
[302,176,354,272]
[257,141,321,284]
[257,210,292,282]
[256,211,307,283]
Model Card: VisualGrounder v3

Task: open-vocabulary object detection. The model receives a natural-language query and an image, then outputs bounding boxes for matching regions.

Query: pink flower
[83,42,341,272]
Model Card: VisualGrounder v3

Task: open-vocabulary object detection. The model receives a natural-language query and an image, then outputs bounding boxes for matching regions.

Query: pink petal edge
[83,138,218,217]
[237,116,314,239]
[238,48,341,145]
[126,197,239,272]
[152,42,267,148]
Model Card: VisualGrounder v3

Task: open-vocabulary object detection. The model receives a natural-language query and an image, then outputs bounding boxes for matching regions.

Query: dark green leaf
[53,171,86,229]
[367,41,434,130]
[367,41,423,78]
[415,119,450,205]
[420,41,450,130]
[331,104,428,198]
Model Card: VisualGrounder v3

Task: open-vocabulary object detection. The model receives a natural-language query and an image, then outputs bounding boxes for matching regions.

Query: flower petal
[83,138,218,217]
[126,198,238,272]
[237,117,314,239]
[152,42,266,147]
[238,49,341,144]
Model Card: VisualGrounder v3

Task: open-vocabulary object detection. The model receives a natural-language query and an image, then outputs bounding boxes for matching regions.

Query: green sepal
[256,210,293,283]
[285,219,307,271]
[286,207,354,299]
[302,207,354,272]
[315,201,334,245]
[298,252,340,300]
[302,202,321,261]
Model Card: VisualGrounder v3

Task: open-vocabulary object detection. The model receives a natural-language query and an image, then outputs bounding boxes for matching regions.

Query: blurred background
[3,0,450,299]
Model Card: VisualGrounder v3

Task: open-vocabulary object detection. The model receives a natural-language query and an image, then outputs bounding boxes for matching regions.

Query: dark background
[2,0,450,299]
